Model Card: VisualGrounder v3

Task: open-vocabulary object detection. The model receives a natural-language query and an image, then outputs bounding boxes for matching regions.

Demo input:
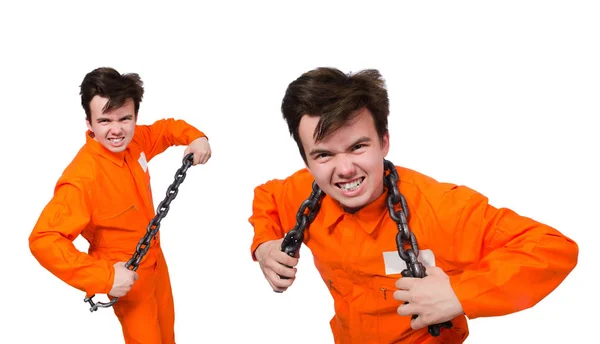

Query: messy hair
[80,67,144,121]
[281,67,389,162]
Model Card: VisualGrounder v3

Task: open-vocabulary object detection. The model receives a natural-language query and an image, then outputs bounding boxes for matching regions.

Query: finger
[410,314,428,330]
[133,272,139,281]
[266,273,289,293]
[268,278,287,293]
[272,284,288,293]
[199,153,209,164]
[266,269,294,289]
[393,290,411,302]
[424,266,443,276]
[268,261,297,278]
[395,277,417,290]
[276,252,299,267]
[397,302,418,317]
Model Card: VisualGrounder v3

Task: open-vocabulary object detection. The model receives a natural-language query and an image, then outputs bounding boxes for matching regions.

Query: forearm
[450,218,578,318]
[29,179,114,295]
[249,184,286,261]
[145,118,206,156]
[29,230,114,295]
[248,170,317,260]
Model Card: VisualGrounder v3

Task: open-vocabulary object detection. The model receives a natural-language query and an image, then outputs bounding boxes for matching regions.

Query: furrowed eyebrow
[309,148,331,157]
[347,137,371,150]
[96,114,133,122]
[309,137,372,157]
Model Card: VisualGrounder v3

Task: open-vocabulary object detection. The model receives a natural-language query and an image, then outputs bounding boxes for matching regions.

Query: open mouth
[336,177,365,192]
[108,137,124,145]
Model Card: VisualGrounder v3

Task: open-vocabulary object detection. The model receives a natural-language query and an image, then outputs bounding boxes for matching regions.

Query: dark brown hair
[80,67,144,121]
[281,67,389,163]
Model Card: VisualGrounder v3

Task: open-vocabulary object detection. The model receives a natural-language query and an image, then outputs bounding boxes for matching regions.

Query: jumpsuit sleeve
[29,178,115,295]
[432,184,579,319]
[248,170,315,261]
[136,118,207,161]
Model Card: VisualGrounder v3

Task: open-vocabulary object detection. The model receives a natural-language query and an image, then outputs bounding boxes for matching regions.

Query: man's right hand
[109,262,139,297]
[255,238,299,292]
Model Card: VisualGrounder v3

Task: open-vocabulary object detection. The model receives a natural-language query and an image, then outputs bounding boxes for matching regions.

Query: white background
[1,1,598,343]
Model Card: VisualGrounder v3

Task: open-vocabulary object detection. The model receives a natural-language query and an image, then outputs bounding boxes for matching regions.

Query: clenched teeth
[338,178,364,191]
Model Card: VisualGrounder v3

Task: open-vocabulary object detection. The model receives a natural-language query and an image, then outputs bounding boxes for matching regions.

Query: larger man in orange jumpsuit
[29,67,212,344]
[249,67,579,343]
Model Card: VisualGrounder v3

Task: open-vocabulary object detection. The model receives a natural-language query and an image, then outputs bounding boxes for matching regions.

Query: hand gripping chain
[83,153,195,312]
[279,159,452,337]
[274,181,324,289]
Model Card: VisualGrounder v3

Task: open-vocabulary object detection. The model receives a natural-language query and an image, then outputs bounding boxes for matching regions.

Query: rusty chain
[280,159,452,337]
[84,153,195,312]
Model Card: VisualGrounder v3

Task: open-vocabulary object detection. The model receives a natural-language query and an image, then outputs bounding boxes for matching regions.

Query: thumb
[183,146,192,159]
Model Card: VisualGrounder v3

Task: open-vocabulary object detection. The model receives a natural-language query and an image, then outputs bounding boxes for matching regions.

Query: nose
[335,155,356,179]
[109,122,124,135]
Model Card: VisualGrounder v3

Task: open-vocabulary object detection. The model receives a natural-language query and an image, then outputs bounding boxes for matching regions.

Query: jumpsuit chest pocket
[89,203,142,259]
[93,203,141,244]
[96,204,138,223]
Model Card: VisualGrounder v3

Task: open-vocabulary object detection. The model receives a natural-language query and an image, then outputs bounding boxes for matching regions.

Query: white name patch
[383,249,436,275]
[138,152,148,172]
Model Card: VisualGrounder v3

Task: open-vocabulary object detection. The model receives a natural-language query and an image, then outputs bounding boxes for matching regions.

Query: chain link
[276,181,324,286]
[383,160,453,336]
[84,153,195,312]
[280,159,452,337]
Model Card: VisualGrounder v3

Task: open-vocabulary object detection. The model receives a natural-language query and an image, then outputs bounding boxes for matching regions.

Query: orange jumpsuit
[249,166,579,343]
[29,118,206,344]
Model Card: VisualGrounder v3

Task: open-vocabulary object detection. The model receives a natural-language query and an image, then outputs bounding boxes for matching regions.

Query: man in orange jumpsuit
[249,67,579,343]
[29,67,211,344]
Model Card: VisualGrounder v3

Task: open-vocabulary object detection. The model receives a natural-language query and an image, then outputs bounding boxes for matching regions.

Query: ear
[86,118,92,132]
[304,159,312,174]
[381,131,390,157]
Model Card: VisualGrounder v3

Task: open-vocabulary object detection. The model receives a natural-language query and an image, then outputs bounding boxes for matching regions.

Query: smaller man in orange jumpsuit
[249,67,579,343]
[29,67,211,344]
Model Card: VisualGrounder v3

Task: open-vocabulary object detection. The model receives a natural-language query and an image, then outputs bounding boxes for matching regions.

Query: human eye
[311,151,333,162]
[352,143,367,151]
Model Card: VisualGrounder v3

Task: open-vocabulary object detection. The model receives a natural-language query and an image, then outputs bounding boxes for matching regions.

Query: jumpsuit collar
[85,130,126,167]
[322,187,389,235]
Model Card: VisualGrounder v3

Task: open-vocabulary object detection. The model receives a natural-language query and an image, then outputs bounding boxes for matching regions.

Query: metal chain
[280,159,452,337]
[277,181,324,284]
[383,159,453,337]
[84,153,195,312]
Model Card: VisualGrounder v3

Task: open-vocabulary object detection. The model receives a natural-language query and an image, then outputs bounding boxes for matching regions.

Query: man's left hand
[184,137,211,165]
[393,266,464,330]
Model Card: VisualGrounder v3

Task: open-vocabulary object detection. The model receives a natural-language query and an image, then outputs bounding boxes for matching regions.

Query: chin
[337,194,371,212]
